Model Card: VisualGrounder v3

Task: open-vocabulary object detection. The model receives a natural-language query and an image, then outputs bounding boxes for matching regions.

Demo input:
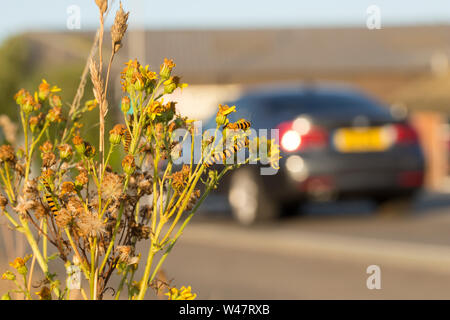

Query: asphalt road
[161,192,450,299]
[3,191,450,299]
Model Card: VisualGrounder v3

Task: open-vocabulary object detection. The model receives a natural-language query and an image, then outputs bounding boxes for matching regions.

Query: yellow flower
[216,104,236,126]
[218,104,236,116]
[38,79,61,102]
[35,286,52,300]
[1,271,15,281]
[163,76,188,94]
[9,254,32,275]
[60,181,75,197]
[166,286,197,300]
[85,99,98,111]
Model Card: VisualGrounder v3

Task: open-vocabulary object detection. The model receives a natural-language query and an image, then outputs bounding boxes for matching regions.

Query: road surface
[3,191,450,299]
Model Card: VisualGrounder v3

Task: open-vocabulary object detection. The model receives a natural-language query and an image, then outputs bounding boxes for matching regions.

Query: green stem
[24,122,49,183]
[4,162,15,202]
[150,167,230,283]
[114,267,129,300]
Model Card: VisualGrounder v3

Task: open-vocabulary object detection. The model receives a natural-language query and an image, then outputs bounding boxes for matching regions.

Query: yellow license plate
[333,127,391,153]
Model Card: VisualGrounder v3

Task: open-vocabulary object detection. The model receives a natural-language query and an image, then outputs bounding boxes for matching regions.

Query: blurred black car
[205,84,425,225]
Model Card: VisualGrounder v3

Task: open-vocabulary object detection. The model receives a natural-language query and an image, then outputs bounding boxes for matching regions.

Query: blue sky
[1,0,450,43]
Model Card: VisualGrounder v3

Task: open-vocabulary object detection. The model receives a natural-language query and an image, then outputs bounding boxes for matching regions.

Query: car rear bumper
[268,145,425,200]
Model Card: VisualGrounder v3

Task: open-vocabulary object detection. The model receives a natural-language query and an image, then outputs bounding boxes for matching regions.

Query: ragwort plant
[0,0,280,300]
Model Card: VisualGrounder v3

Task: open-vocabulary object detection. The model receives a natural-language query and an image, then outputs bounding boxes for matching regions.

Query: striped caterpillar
[204,137,249,168]
[225,119,251,131]
[123,129,132,154]
[41,179,59,217]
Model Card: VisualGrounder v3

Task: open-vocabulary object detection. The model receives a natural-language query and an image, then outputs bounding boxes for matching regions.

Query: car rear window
[234,91,393,123]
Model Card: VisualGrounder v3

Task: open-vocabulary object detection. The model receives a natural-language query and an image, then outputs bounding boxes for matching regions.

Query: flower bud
[1,271,15,281]
[9,257,29,276]
[121,96,131,114]
[134,75,144,92]
[122,154,136,175]
[22,96,34,114]
[159,58,175,80]
[14,89,27,105]
[72,136,85,155]
[29,116,39,133]
[50,95,62,108]
[215,113,228,126]
[109,124,125,145]
[164,82,177,95]
[38,79,50,101]
[58,144,73,161]
[1,293,11,300]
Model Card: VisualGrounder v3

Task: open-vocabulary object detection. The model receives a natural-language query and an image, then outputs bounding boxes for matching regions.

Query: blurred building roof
[23,25,450,84]
[124,25,450,84]
[19,25,450,111]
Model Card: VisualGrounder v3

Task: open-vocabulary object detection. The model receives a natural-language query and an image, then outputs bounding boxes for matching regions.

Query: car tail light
[281,130,301,151]
[278,118,328,152]
[397,170,424,188]
[393,123,419,145]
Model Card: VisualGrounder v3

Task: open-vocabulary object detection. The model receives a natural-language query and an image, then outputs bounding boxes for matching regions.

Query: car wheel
[228,167,280,225]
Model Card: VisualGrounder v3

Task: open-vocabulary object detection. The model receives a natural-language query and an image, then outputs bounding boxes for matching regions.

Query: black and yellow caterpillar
[204,138,249,168]
[41,179,59,217]
[123,129,132,153]
[225,119,251,131]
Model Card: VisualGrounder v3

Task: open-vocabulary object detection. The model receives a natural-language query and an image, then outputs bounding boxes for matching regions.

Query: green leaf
[47,253,59,261]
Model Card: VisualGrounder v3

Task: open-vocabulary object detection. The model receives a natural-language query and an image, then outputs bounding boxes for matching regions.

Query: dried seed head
[0,145,16,163]
[75,171,89,188]
[0,194,7,211]
[77,211,106,238]
[34,203,46,220]
[95,0,108,15]
[101,171,123,200]
[171,171,186,192]
[55,208,73,228]
[24,179,39,200]
[13,196,36,216]
[14,163,25,177]
[111,2,129,54]
[138,178,152,195]
[66,196,84,217]
[39,141,53,154]
[60,182,75,197]
[42,152,56,168]
[89,59,106,116]
[116,245,132,263]
[186,189,201,211]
